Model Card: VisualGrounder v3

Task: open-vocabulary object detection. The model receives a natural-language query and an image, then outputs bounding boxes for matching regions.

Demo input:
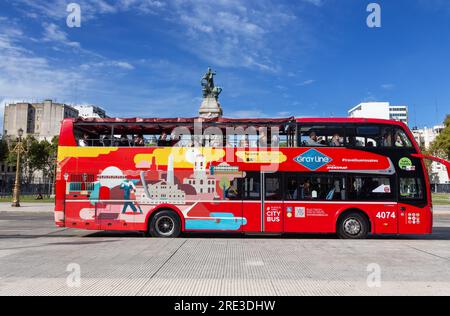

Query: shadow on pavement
[82,227,450,241]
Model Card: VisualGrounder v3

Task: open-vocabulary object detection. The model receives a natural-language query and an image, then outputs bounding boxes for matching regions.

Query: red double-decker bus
[54,117,450,239]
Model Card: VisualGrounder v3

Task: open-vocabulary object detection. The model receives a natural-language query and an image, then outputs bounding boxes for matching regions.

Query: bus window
[400,178,423,200]
[381,126,393,147]
[348,176,393,201]
[286,175,299,200]
[394,128,413,148]
[346,125,381,148]
[286,175,345,201]
[300,125,345,147]
[243,173,261,200]
[265,174,281,200]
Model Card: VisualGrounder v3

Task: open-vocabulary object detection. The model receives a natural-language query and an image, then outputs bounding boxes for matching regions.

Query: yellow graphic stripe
[134,148,226,168]
[236,151,287,164]
[58,147,119,162]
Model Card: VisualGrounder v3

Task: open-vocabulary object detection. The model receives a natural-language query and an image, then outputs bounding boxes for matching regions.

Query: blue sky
[0,0,449,128]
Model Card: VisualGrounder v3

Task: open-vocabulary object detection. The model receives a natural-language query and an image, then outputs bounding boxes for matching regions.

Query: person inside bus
[287,178,299,200]
[79,133,90,147]
[258,129,268,148]
[304,132,323,147]
[134,134,145,147]
[271,134,280,147]
[382,133,393,147]
[119,134,130,147]
[158,132,168,147]
[299,180,311,199]
[239,137,250,148]
[394,133,405,147]
[102,135,113,147]
[330,134,343,147]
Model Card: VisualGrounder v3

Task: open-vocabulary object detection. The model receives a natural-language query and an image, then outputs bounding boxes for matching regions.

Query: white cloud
[381,83,395,90]
[81,61,135,70]
[42,23,80,48]
[168,0,296,71]
[298,79,316,86]
[0,19,88,109]
[16,0,323,72]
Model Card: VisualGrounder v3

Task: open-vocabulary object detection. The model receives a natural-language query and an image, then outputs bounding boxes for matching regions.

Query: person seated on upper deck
[330,134,343,147]
[382,133,392,147]
[79,133,90,147]
[158,132,169,147]
[304,132,323,147]
[258,128,268,148]
[239,137,250,148]
[134,134,145,147]
[271,134,280,148]
[119,134,130,147]
[102,135,113,147]
[394,133,405,147]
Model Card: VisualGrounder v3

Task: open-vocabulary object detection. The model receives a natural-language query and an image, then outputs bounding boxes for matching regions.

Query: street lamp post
[11,128,25,207]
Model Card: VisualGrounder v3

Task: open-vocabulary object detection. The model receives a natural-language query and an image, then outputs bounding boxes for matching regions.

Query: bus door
[397,177,429,234]
[263,173,284,233]
[241,172,284,233]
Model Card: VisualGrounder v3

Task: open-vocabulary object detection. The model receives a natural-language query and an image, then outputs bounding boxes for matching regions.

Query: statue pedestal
[199,96,223,119]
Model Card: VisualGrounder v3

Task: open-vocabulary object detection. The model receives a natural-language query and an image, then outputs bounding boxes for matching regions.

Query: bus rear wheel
[149,210,181,238]
[337,212,369,239]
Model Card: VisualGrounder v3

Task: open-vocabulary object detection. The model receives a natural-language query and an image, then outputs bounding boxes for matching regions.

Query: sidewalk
[0,202,54,213]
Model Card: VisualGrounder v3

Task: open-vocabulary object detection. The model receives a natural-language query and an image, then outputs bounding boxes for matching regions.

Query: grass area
[432,193,450,206]
[0,196,55,203]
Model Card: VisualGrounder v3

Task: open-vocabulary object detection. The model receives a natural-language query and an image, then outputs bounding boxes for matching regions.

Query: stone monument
[199,67,223,118]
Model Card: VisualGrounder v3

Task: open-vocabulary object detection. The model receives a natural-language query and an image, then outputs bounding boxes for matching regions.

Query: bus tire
[337,212,369,239]
[148,210,181,238]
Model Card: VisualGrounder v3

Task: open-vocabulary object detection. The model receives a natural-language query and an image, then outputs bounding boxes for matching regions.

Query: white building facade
[348,102,409,125]
[412,126,449,184]
[72,105,107,118]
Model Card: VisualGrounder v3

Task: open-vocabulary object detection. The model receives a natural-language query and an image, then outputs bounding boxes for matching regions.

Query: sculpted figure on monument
[201,67,222,100]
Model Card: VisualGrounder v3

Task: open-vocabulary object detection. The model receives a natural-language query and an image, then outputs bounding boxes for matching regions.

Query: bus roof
[73,117,295,125]
[296,117,408,127]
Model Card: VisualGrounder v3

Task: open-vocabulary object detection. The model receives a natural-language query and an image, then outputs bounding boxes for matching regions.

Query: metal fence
[431,184,450,194]
[0,183,54,198]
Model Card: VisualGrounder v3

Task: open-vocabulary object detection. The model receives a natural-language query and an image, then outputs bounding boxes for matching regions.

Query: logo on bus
[294,149,333,171]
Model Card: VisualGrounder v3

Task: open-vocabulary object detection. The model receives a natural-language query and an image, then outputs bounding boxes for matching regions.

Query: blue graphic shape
[294,149,333,171]
[89,182,101,206]
[185,213,247,231]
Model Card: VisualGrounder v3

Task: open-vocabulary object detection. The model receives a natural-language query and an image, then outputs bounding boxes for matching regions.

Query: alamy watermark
[67,3,81,28]
[66,263,81,288]
[366,263,382,288]
[367,3,382,28]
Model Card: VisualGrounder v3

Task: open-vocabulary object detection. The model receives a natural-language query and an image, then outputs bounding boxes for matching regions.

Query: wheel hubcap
[344,218,362,236]
[155,216,175,236]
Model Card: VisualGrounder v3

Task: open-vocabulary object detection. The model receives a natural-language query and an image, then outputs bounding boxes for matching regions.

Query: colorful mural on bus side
[54,146,431,235]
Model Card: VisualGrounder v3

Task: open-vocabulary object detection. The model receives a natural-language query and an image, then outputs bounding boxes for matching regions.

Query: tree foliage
[431,115,450,160]
[6,136,59,185]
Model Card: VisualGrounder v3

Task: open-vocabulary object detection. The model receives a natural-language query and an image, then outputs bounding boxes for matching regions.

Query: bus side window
[348,176,393,201]
[265,174,281,201]
[400,178,423,200]
[394,128,413,148]
[243,173,261,200]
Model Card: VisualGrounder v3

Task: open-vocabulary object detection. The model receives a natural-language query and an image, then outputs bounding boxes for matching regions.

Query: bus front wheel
[337,212,370,239]
[148,210,181,238]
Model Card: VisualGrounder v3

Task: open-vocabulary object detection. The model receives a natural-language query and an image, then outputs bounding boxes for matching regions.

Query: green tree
[0,138,8,163]
[430,115,450,160]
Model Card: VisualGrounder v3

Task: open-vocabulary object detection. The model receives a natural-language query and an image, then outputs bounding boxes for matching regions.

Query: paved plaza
[0,204,449,296]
